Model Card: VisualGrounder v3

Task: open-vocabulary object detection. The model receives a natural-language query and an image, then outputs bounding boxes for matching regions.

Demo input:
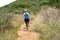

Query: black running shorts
[24,19,29,24]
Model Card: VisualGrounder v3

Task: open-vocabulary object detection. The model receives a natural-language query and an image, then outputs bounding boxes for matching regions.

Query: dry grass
[0,13,24,40]
[33,7,60,40]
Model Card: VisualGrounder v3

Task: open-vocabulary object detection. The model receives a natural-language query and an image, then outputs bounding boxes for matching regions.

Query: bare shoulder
[27,12,29,15]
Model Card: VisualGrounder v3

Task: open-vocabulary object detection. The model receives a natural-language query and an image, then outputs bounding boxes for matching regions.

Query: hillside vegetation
[0,0,60,40]
[0,0,60,13]
[33,7,60,40]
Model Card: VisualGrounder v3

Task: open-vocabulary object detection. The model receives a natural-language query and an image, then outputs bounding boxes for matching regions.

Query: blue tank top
[24,13,29,19]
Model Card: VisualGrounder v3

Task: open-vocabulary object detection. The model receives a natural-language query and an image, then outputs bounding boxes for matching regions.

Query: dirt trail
[16,20,39,40]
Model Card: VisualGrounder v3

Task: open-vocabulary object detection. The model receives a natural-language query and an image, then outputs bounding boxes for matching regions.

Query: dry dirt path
[16,20,39,40]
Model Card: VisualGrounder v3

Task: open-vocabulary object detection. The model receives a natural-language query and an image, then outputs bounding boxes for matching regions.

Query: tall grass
[33,7,60,40]
[0,12,23,40]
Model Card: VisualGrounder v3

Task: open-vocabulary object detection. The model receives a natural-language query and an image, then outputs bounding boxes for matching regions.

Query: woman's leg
[24,19,29,30]
[26,19,29,30]
[26,22,28,30]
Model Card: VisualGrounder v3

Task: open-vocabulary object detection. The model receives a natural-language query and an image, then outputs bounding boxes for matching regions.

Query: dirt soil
[16,20,39,40]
